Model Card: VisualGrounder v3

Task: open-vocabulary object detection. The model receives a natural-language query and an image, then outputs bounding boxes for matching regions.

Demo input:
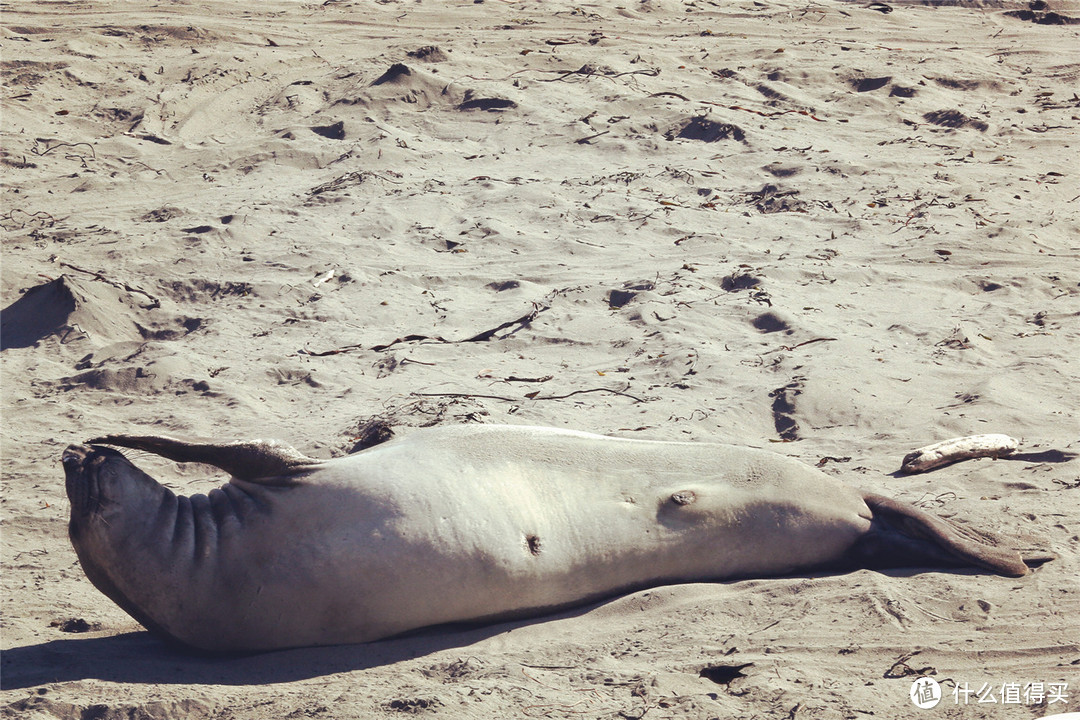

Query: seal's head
[63,444,167,542]
[62,444,177,639]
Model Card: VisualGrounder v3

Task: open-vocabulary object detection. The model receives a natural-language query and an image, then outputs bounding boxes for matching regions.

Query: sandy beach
[2,0,1078,717]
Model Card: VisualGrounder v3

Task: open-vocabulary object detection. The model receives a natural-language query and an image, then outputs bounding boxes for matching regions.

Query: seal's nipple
[525,534,542,556]
[671,490,697,506]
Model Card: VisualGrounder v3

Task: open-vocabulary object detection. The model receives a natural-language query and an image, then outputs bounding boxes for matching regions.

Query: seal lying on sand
[63,424,1029,653]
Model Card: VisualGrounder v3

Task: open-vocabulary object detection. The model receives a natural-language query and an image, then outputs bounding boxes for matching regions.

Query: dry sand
[2,0,1079,717]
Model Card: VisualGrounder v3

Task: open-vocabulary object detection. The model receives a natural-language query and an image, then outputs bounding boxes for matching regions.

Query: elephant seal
[63,424,1029,653]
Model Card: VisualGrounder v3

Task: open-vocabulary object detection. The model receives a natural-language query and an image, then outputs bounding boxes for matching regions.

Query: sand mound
[0,275,193,350]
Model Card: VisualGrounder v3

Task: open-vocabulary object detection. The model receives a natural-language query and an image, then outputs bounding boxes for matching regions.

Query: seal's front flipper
[852,493,1031,577]
[87,435,319,483]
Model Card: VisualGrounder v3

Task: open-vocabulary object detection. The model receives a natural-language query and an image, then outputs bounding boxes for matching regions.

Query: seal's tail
[856,493,1032,577]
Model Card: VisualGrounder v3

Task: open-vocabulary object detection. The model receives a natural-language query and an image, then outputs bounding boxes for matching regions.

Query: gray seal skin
[62,424,1030,653]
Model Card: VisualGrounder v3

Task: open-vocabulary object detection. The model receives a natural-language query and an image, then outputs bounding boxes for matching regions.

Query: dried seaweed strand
[301,303,550,356]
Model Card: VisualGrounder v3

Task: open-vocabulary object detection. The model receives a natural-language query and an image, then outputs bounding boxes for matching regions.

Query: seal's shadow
[3,564,1048,691]
[0,615,548,690]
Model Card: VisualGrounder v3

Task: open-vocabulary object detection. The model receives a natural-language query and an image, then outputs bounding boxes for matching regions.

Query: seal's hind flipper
[856,493,1030,577]
[87,435,319,483]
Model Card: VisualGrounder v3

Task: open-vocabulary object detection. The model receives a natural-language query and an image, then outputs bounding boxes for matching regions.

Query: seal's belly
[233,426,870,644]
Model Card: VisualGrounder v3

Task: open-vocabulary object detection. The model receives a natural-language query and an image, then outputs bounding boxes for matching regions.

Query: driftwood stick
[901,434,1019,473]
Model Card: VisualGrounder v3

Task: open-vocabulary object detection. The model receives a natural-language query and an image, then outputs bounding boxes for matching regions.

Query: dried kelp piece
[301,304,550,356]
[0,208,54,230]
[743,184,807,213]
[1004,5,1080,24]
[416,387,648,404]
[923,110,988,132]
[720,273,761,292]
[407,45,448,62]
[51,618,102,633]
[141,206,184,222]
[349,419,395,453]
[308,172,368,197]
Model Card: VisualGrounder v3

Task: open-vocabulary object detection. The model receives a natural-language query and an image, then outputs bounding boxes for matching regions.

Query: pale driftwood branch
[900,434,1019,474]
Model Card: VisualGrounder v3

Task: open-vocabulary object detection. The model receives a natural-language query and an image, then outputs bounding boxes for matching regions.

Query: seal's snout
[63,444,90,469]
[63,444,95,512]
[63,443,124,513]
